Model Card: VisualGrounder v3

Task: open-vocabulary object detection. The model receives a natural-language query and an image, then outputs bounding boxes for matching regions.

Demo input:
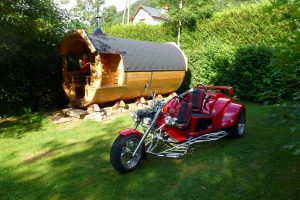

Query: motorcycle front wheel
[110,135,142,173]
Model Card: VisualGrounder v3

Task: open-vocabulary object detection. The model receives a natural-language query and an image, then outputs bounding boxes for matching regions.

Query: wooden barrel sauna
[60,29,187,107]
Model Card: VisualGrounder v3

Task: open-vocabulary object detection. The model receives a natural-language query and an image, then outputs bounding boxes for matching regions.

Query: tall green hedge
[103,23,175,42]
[181,1,298,101]
[105,3,298,102]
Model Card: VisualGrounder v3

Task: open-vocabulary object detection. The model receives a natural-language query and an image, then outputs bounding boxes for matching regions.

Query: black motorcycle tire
[228,108,246,138]
[110,135,142,173]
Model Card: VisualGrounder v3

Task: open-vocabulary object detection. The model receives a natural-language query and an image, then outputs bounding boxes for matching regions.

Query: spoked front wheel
[110,135,143,173]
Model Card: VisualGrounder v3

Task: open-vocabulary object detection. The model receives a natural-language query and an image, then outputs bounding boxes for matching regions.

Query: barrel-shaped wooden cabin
[60,29,187,107]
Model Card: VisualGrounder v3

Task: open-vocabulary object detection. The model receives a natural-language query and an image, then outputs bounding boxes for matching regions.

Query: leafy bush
[214,46,276,101]
[103,23,175,42]
[0,0,68,116]
[180,1,297,102]
[102,2,299,102]
[267,0,300,101]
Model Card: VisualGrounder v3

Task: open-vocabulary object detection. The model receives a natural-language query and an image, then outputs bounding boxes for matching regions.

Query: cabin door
[100,54,121,86]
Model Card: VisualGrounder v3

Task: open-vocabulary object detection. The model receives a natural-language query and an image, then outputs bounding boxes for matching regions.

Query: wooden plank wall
[86,70,185,105]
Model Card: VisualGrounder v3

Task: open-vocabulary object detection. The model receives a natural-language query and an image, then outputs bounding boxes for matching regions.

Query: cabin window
[100,53,122,86]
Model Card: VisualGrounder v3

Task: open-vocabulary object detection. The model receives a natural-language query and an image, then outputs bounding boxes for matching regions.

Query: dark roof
[87,34,186,72]
[140,5,167,19]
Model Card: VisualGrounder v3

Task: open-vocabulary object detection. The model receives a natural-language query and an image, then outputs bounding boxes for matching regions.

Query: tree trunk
[127,0,130,24]
[177,0,183,47]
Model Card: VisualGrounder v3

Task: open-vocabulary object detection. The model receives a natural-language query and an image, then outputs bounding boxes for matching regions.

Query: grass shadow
[0,113,45,139]
[1,104,299,199]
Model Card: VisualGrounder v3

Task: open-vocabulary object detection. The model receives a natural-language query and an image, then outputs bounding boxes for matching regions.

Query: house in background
[131,5,168,25]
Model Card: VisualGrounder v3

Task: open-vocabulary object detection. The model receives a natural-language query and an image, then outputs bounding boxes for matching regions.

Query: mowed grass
[0,103,299,200]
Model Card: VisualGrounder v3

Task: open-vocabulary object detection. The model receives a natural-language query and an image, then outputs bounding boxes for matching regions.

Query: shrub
[0,0,68,116]
[181,1,295,102]
[214,46,276,101]
[103,23,175,42]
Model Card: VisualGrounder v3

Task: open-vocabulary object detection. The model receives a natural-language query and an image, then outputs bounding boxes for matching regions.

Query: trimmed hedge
[104,2,298,102]
[103,23,175,42]
[214,46,275,101]
[181,1,297,101]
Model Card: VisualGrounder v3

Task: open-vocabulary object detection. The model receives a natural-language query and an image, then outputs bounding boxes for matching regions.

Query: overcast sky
[54,0,138,11]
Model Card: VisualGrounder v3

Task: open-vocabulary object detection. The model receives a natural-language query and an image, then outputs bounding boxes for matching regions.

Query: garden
[0,0,299,199]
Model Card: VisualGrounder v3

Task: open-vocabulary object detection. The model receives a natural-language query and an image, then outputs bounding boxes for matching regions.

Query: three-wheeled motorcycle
[110,83,246,173]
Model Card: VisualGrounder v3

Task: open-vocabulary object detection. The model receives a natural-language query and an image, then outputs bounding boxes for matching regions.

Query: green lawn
[0,103,299,200]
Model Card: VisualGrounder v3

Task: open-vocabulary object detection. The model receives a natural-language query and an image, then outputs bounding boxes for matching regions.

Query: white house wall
[133,9,166,25]
[152,17,165,25]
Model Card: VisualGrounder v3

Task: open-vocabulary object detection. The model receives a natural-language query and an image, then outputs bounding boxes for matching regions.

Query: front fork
[132,121,139,129]
[132,110,161,156]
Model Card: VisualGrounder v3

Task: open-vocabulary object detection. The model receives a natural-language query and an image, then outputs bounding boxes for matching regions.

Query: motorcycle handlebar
[137,110,154,118]
[178,95,189,102]
[178,88,197,101]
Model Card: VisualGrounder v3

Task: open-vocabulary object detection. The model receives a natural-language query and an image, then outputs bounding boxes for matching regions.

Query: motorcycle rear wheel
[228,109,246,138]
[110,135,142,173]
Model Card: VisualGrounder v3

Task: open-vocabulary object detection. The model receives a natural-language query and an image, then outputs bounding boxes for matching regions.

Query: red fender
[221,103,245,128]
[118,128,143,137]
[118,128,147,160]
[212,98,231,116]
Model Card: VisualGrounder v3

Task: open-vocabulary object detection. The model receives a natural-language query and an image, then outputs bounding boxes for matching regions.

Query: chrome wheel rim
[237,112,246,135]
[238,123,245,135]
[120,138,141,169]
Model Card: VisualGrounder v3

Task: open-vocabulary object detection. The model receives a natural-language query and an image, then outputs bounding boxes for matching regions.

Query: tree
[152,0,216,47]
[102,5,117,25]
[70,0,105,31]
[0,0,68,116]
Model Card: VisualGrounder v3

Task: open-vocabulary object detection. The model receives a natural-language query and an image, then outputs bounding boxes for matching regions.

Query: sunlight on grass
[0,103,299,200]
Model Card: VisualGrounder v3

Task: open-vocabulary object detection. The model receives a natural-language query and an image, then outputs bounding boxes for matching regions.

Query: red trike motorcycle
[110,83,246,173]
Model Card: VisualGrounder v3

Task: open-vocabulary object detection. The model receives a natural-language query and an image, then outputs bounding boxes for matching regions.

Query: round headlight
[143,117,151,125]
[164,116,177,125]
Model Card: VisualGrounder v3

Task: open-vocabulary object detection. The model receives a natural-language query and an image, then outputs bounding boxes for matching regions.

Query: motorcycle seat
[192,89,205,113]
[175,101,192,129]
